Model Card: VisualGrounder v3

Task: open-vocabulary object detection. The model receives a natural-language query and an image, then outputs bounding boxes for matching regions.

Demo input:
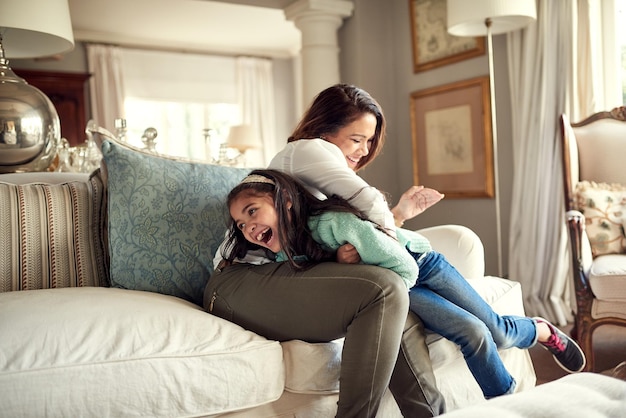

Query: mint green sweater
[276,211,432,289]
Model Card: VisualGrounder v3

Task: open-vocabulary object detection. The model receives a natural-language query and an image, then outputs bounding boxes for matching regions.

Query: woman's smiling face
[324,113,377,171]
[229,192,282,253]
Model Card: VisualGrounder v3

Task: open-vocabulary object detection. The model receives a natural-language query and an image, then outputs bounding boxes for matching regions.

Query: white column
[284,0,354,107]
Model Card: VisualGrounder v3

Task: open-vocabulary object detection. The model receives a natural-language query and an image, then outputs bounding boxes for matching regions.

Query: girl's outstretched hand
[391,186,444,225]
[336,243,361,264]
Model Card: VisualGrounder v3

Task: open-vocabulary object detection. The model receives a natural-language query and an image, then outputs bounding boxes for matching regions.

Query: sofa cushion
[282,339,343,394]
[0,171,108,292]
[589,254,626,302]
[0,287,285,418]
[573,181,626,257]
[437,372,626,418]
[101,140,249,305]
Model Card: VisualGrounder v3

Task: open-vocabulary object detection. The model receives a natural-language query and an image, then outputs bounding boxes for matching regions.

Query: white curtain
[506,0,608,324]
[235,57,277,167]
[86,44,125,134]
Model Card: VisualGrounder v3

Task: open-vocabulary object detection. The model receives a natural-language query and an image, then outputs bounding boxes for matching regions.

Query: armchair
[560,106,626,372]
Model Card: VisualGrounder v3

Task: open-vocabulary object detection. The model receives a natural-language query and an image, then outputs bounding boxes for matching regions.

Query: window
[600,0,626,107]
[124,99,239,161]
[120,48,241,161]
[618,0,626,103]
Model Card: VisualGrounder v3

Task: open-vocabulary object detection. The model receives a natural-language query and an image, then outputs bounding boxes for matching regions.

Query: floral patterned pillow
[101,140,250,305]
[574,181,626,257]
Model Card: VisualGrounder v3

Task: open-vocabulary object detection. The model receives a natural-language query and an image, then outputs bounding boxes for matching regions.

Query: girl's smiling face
[230,192,282,253]
[323,113,377,171]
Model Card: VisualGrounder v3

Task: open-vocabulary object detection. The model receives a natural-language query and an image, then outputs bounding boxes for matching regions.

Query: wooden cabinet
[14,69,91,147]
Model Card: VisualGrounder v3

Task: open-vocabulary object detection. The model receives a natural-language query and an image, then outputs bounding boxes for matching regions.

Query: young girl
[225,169,586,400]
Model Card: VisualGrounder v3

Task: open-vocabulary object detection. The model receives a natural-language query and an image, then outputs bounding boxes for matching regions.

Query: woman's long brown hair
[288,84,386,171]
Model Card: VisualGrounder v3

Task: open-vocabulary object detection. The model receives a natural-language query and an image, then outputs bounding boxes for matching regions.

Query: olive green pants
[204,262,445,418]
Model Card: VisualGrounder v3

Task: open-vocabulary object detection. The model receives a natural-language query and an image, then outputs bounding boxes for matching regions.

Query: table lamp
[215,125,259,166]
[0,0,75,173]
[447,0,536,276]
[226,125,258,152]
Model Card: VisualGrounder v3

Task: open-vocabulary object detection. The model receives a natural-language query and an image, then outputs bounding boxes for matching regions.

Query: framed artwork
[409,0,485,73]
[410,76,494,198]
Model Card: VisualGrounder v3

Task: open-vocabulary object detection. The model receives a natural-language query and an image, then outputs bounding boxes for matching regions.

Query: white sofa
[0,138,536,417]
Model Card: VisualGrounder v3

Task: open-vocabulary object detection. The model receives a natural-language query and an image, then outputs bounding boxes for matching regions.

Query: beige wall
[11,44,88,73]
[339,0,514,277]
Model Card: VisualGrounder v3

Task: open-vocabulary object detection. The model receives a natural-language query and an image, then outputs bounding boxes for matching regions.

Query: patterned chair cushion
[0,171,108,292]
[101,140,249,305]
[574,181,626,257]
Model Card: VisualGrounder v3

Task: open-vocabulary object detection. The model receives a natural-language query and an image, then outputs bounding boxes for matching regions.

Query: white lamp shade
[0,0,75,58]
[447,0,537,37]
[226,125,258,151]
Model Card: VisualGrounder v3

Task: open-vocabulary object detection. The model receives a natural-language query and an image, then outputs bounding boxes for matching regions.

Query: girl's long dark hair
[224,169,370,270]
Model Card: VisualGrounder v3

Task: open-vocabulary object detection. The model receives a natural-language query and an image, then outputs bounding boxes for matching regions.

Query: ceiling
[67,0,301,58]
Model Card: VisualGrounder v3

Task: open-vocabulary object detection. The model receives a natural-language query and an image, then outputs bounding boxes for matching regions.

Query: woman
[226,169,586,400]
[270,84,442,237]
[206,84,445,418]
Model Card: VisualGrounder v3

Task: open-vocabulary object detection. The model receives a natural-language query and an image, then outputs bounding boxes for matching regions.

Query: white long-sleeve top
[268,139,396,233]
[212,138,397,269]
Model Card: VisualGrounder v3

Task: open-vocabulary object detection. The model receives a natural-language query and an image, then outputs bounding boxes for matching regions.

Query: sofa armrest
[565,210,593,277]
[416,225,485,279]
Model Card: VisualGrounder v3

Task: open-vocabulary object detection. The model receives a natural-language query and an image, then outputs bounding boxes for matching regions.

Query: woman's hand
[336,243,361,264]
[391,186,444,226]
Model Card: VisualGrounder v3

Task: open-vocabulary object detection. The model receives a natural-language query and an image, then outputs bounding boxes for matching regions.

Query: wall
[339,0,514,277]
[11,44,88,73]
[272,58,298,145]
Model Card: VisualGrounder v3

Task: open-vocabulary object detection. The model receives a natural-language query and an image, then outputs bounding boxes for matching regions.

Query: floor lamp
[447,0,536,277]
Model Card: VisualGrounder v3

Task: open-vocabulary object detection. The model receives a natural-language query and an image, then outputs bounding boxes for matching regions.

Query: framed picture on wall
[410,76,494,198]
[409,0,485,73]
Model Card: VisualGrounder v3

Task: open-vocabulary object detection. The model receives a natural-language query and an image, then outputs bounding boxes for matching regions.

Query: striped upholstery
[0,171,108,292]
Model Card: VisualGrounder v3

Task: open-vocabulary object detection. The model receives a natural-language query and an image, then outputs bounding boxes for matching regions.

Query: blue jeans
[408,251,538,398]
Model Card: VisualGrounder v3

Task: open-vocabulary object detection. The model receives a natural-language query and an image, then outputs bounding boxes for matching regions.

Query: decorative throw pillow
[573,181,626,257]
[101,140,249,305]
[0,171,108,292]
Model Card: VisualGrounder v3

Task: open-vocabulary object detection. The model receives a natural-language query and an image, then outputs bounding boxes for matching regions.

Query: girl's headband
[239,174,275,186]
